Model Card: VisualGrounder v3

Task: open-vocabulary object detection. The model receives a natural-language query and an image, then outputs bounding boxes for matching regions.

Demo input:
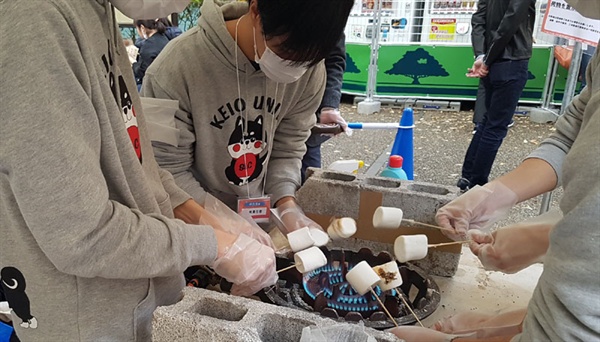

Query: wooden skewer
[369,287,399,328]
[428,240,470,248]
[402,219,454,232]
[396,289,424,327]
[277,264,297,273]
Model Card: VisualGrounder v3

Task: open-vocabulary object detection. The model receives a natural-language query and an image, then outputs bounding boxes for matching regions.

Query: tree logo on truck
[385,48,449,84]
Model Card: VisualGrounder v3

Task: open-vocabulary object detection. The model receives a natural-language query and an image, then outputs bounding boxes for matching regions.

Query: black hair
[255,0,354,66]
[134,18,168,34]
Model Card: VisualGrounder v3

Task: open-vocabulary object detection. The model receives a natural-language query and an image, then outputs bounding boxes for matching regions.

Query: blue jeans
[301,132,330,184]
[461,59,529,186]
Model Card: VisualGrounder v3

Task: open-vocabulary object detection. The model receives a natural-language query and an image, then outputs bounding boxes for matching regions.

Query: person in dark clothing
[133,18,170,89]
[472,79,514,135]
[135,18,182,48]
[457,0,535,191]
[301,33,348,183]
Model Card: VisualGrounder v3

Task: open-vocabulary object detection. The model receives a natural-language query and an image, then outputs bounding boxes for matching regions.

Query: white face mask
[110,0,190,19]
[253,27,308,84]
[566,0,600,19]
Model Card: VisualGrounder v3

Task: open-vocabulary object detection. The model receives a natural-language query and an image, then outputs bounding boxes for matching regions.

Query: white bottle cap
[345,260,381,296]
[373,206,403,229]
[287,227,315,252]
[373,261,403,291]
[294,246,327,273]
[394,234,428,263]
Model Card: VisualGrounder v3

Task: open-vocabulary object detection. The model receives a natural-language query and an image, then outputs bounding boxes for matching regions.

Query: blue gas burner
[264,247,441,329]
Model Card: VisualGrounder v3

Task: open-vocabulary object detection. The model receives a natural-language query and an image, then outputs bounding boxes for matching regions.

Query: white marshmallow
[373,261,403,291]
[310,228,330,247]
[345,261,381,296]
[373,206,404,229]
[287,227,315,252]
[327,217,357,240]
[294,246,328,273]
[394,234,428,263]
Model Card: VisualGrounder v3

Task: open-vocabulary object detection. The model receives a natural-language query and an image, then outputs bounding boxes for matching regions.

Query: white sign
[541,0,600,46]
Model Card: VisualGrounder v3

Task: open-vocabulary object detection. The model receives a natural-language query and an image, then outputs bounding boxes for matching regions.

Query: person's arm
[2,3,217,279]
[319,33,346,114]
[142,72,209,204]
[265,66,326,204]
[471,0,487,58]
[484,0,531,65]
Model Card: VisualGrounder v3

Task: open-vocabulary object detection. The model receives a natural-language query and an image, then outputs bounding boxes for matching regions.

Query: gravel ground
[319,99,562,227]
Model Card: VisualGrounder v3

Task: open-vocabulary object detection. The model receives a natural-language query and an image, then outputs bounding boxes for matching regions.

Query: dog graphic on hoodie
[1,267,37,329]
[225,115,268,186]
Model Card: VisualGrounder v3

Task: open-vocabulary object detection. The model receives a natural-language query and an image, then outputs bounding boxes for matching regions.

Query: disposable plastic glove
[468,209,562,273]
[388,326,474,342]
[212,233,278,297]
[199,194,274,248]
[319,108,352,136]
[435,181,518,241]
[433,308,526,339]
[275,199,324,235]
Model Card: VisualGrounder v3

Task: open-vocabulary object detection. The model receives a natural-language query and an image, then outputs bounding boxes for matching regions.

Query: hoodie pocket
[133,280,155,342]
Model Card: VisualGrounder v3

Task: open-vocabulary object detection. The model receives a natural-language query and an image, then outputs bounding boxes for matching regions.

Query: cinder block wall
[152,287,400,342]
[296,169,461,277]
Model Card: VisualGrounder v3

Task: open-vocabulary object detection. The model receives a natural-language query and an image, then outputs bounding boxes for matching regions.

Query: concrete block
[529,107,559,124]
[152,287,400,342]
[357,100,382,115]
[448,101,461,112]
[297,169,461,277]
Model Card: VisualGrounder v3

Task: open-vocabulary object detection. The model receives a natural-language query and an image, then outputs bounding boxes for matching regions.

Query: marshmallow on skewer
[327,217,357,240]
[309,228,330,247]
[394,234,428,263]
[293,246,328,273]
[345,261,382,296]
[287,227,315,252]
[373,206,403,229]
[373,261,403,291]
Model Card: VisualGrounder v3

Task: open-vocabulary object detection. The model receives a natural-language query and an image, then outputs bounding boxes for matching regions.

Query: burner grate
[265,247,441,329]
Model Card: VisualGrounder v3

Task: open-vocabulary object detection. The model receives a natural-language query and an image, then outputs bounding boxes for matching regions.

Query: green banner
[342,44,565,103]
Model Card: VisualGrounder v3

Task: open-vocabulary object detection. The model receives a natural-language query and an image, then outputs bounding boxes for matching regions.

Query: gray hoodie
[516,45,600,340]
[142,0,326,209]
[0,1,217,341]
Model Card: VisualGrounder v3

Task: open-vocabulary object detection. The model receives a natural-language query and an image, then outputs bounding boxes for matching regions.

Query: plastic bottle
[379,155,408,180]
[328,159,365,173]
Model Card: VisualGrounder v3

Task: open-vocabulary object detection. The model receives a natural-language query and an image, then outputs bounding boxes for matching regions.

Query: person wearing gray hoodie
[0,1,277,341]
[142,0,354,234]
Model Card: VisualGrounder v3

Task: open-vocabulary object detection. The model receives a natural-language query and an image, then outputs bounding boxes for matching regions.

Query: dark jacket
[318,33,346,115]
[471,0,536,66]
[133,33,169,86]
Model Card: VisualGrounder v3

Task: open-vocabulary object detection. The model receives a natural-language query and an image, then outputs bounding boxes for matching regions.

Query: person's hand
[435,181,518,241]
[388,326,472,342]
[319,108,352,136]
[468,209,561,273]
[466,57,489,78]
[199,194,274,248]
[212,233,278,297]
[275,197,324,235]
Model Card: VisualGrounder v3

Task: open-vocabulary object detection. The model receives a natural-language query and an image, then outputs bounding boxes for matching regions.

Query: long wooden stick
[369,287,399,328]
[276,264,297,273]
[428,240,470,248]
[402,219,454,232]
[396,290,424,327]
